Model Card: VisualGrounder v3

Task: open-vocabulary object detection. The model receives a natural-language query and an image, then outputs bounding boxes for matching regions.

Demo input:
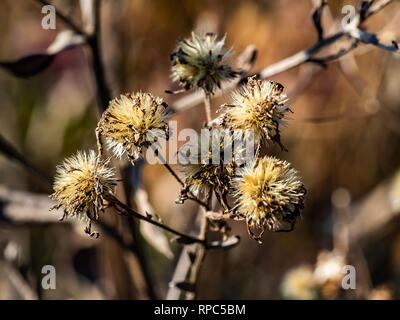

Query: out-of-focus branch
[36,0,85,36]
[171,0,397,114]
[0,185,61,224]
[183,204,209,300]
[361,0,394,21]
[166,207,203,300]
[87,0,112,113]
[262,0,397,72]
[0,133,52,188]
[349,181,400,243]
[0,260,38,300]
[0,185,159,256]
[312,0,327,41]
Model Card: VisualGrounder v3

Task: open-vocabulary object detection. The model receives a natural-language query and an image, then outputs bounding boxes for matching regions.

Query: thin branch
[0,260,38,300]
[350,30,399,53]
[262,0,397,73]
[0,133,52,187]
[170,0,397,114]
[361,0,393,21]
[157,153,184,187]
[184,202,209,300]
[152,148,210,210]
[203,91,212,124]
[108,195,206,245]
[306,39,359,66]
[87,0,111,112]
[36,0,86,36]
[312,0,327,41]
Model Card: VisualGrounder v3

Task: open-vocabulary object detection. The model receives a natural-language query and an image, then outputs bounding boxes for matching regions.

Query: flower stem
[184,193,211,300]
[150,146,210,209]
[203,91,212,124]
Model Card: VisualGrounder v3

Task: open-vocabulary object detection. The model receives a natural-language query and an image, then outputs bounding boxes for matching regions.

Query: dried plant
[97,92,169,164]
[170,32,237,94]
[220,76,291,150]
[232,156,306,242]
[0,0,398,301]
[50,150,117,237]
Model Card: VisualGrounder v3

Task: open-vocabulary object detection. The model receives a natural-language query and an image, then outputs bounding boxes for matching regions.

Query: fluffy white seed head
[233,156,306,236]
[221,76,290,149]
[281,265,317,300]
[51,150,116,223]
[98,92,169,164]
[178,130,236,202]
[171,32,237,93]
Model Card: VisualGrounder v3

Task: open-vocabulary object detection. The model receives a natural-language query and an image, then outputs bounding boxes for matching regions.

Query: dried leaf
[169,281,196,292]
[207,235,240,250]
[0,55,55,78]
[0,30,85,78]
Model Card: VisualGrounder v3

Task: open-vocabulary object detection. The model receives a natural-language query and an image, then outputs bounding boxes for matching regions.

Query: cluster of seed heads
[50,31,306,243]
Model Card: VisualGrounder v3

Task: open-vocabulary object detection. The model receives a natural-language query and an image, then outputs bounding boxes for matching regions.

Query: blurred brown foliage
[1,0,400,299]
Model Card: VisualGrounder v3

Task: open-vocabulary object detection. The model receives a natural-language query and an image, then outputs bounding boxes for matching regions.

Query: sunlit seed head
[171,32,237,94]
[98,92,169,164]
[281,265,317,300]
[313,250,346,285]
[178,130,236,202]
[233,156,305,236]
[313,250,346,299]
[50,150,116,224]
[221,76,290,148]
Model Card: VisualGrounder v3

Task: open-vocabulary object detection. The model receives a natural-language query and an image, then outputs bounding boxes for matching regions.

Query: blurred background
[0,0,400,300]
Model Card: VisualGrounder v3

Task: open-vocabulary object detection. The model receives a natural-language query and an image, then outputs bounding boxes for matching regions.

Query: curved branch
[107,195,206,246]
[36,0,86,36]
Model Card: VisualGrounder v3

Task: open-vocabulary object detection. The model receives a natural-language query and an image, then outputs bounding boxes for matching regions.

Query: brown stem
[87,0,111,113]
[152,147,210,210]
[203,91,212,124]
[95,127,104,158]
[184,193,211,300]
[36,0,86,36]
[108,195,206,245]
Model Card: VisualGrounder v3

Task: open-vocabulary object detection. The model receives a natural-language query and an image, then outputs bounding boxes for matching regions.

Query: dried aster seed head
[177,130,236,203]
[50,150,117,237]
[98,92,169,164]
[233,156,305,241]
[221,76,290,149]
[170,32,237,94]
[281,265,317,300]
